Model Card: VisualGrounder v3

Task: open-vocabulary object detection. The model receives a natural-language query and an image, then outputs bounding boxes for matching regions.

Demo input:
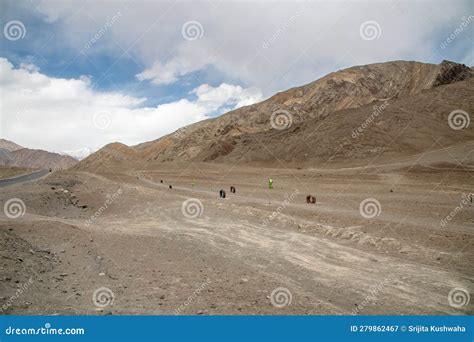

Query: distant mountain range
[75,60,473,171]
[61,147,97,161]
[0,139,78,170]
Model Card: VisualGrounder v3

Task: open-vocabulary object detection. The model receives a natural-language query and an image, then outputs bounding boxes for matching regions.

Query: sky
[0,0,472,158]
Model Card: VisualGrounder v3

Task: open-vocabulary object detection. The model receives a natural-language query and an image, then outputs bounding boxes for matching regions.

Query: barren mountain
[0,139,78,170]
[0,138,23,151]
[194,77,474,166]
[73,142,140,173]
[76,60,473,170]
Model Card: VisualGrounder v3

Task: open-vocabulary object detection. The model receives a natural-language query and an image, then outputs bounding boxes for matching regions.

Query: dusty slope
[72,143,141,173]
[0,147,78,170]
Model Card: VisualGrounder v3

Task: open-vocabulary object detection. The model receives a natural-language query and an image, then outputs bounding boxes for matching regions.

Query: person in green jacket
[268,177,273,189]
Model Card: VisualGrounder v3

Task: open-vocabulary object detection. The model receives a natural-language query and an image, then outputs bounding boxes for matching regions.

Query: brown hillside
[76,60,473,171]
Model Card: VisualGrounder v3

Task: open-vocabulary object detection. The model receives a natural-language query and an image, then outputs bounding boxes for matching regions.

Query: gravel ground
[0,163,472,315]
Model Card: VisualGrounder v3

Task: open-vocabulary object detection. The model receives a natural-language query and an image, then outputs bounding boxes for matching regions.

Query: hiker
[268,177,273,190]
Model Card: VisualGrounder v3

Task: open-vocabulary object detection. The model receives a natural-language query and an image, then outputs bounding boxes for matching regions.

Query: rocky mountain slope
[0,139,78,170]
[76,60,473,170]
[72,142,140,173]
[0,138,23,151]
[194,76,474,166]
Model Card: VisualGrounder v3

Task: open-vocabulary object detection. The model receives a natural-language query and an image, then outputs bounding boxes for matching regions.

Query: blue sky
[0,0,472,157]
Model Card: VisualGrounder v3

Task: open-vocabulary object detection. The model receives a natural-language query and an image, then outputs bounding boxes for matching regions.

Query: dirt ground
[0,161,473,315]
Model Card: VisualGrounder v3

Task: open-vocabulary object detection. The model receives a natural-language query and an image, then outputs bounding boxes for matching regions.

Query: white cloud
[136,57,207,85]
[192,83,263,110]
[0,58,262,153]
[136,44,213,85]
[28,0,472,95]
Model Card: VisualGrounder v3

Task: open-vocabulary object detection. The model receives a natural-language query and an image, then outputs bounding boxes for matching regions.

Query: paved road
[0,169,49,188]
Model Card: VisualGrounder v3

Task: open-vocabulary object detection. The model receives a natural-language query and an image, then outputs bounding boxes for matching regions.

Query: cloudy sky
[0,0,472,157]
